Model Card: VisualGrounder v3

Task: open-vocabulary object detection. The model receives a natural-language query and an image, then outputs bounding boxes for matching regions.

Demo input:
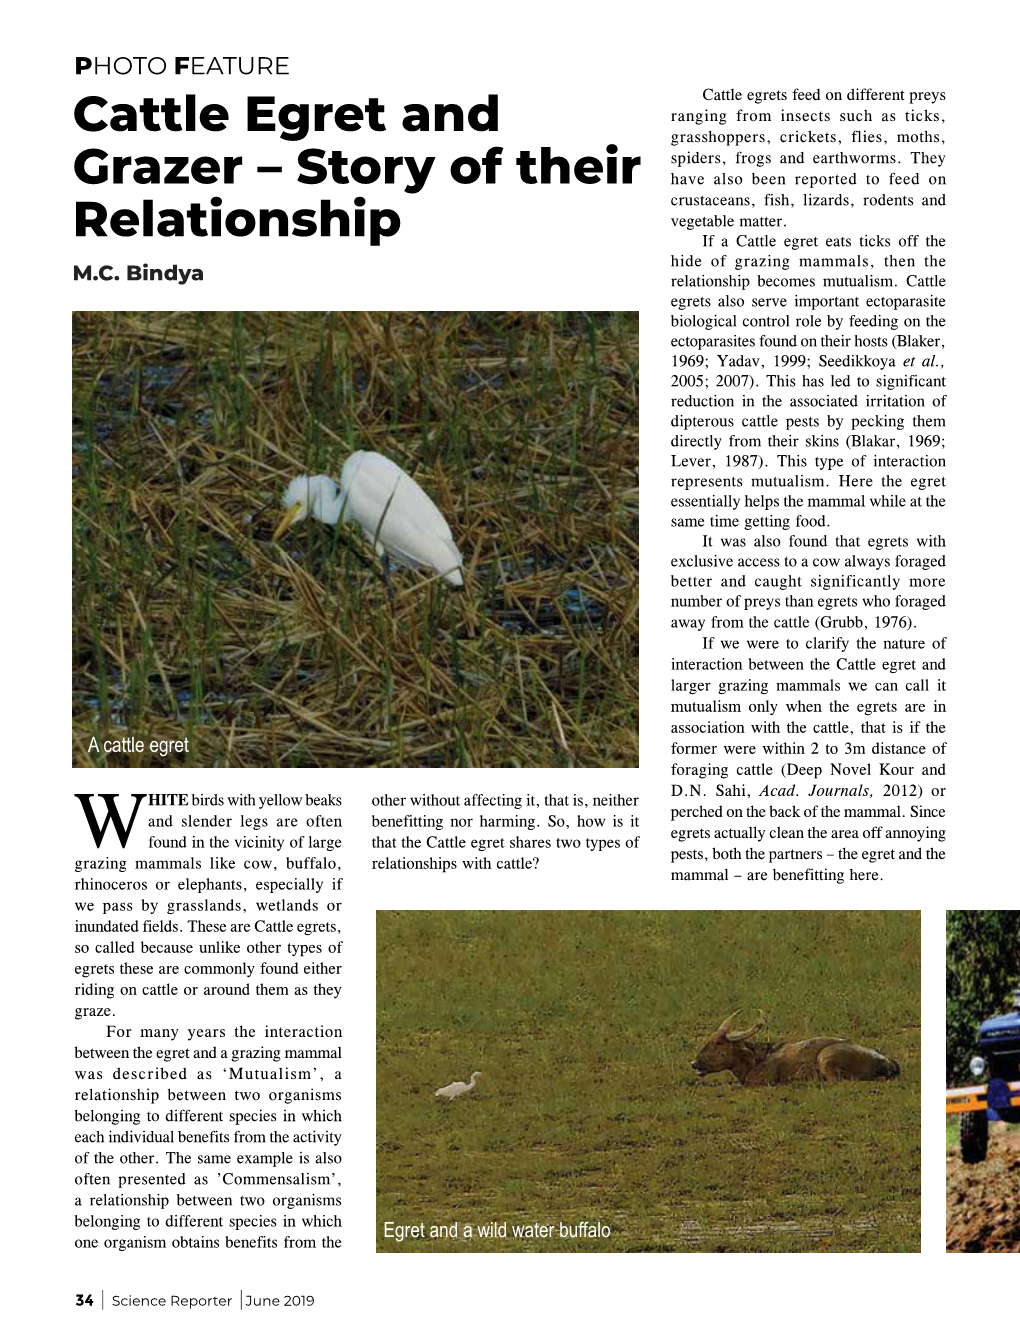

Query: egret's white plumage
[435,1070,482,1099]
[274,451,463,586]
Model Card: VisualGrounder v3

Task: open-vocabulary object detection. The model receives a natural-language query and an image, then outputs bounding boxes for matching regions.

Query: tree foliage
[946,910,1020,1081]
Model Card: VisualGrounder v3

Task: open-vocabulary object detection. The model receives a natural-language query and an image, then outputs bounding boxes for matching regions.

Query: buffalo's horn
[723,1009,766,1042]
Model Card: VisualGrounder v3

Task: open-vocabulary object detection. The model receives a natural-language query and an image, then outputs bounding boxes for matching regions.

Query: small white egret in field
[274,451,464,589]
[434,1070,482,1099]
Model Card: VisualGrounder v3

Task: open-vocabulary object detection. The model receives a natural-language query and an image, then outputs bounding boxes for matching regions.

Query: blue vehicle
[961,987,1020,1164]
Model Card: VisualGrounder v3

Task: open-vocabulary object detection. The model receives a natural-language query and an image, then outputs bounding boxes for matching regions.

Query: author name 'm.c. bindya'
[73,264,203,284]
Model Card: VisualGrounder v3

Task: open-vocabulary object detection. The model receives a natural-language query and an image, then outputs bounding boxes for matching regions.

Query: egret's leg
[382,554,396,605]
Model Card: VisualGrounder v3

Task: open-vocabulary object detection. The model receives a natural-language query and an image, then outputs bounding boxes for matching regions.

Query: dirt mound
[946,1129,1020,1252]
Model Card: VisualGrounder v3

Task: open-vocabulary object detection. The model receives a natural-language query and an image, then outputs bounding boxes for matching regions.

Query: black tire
[960,1109,988,1164]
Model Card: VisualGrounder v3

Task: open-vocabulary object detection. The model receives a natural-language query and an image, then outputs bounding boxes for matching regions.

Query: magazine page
[8,3,1019,1341]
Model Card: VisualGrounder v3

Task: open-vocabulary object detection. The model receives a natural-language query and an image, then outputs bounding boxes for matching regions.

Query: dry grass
[72,312,638,768]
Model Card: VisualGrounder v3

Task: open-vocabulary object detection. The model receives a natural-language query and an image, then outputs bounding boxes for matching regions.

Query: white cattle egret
[274,451,464,587]
[434,1070,482,1099]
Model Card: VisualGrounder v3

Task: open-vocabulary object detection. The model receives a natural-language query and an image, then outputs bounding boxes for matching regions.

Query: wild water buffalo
[691,1010,900,1085]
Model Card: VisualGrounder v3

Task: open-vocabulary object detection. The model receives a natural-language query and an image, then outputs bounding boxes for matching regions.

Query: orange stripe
[945,1086,1020,1115]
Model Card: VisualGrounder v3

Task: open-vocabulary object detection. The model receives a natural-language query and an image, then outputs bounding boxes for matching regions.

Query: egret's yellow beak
[273,501,305,542]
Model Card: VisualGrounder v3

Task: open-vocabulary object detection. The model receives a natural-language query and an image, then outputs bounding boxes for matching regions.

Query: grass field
[377,910,921,1252]
[72,311,638,768]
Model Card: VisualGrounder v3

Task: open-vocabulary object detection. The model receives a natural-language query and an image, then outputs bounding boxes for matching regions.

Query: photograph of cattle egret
[72,311,638,768]
[376,909,920,1252]
[945,910,1020,1252]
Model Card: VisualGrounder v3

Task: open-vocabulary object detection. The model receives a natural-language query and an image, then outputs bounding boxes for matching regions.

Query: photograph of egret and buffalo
[72,311,638,768]
[945,910,1020,1252]
[376,909,920,1252]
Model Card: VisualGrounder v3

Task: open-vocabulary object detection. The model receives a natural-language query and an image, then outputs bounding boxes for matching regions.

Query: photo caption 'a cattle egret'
[273,451,464,587]
[434,1071,482,1099]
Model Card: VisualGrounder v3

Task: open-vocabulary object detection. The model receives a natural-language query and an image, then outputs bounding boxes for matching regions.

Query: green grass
[377,910,921,1251]
[72,311,638,767]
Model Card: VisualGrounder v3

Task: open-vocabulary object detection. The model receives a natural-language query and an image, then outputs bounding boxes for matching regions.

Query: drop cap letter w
[75,793,146,849]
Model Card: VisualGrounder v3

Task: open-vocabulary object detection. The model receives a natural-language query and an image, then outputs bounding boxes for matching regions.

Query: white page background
[6,2,1017,1339]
